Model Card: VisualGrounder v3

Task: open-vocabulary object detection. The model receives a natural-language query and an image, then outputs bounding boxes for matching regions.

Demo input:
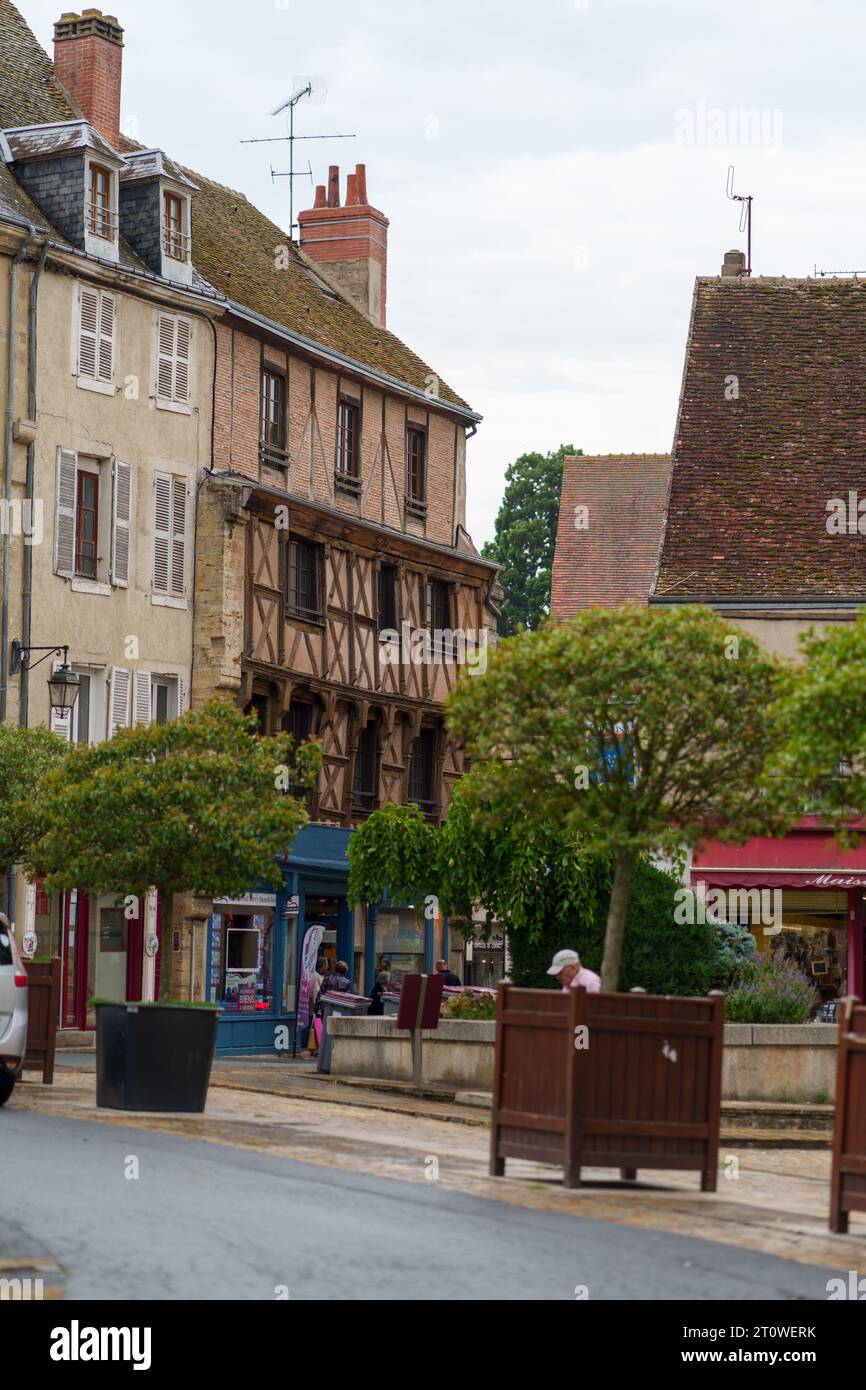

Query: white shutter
[133,670,152,726]
[109,667,130,737]
[50,659,73,740]
[177,674,186,716]
[97,291,115,383]
[153,472,171,593]
[78,285,99,379]
[170,476,186,596]
[157,314,176,401]
[54,447,77,577]
[174,318,191,402]
[111,459,132,587]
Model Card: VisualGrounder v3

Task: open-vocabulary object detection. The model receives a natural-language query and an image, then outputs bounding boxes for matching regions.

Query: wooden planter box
[23,957,61,1085]
[490,984,725,1189]
[830,996,866,1233]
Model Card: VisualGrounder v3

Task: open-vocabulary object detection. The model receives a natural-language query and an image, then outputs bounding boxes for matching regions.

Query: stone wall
[329,1017,841,1102]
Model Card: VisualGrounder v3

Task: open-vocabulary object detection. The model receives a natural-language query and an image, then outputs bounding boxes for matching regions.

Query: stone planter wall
[329,1016,840,1103]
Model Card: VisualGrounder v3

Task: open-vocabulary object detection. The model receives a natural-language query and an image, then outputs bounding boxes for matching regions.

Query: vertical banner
[297,922,326,1032]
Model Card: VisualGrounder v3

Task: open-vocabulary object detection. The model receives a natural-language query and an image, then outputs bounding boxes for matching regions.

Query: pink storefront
[691,818,866,1005]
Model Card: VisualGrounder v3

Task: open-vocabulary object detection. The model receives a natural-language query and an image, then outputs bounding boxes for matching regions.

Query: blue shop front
[207,824,441,1055]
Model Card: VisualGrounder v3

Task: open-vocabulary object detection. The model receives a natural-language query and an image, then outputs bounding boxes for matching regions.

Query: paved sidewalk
[12,1064,864,1276]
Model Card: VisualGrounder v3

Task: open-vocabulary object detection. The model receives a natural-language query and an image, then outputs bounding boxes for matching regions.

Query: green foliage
[447,604,789,988]
[441,990,497,1020]
[770,613,866,843]
[0,722,67,875]
[724,951,816,1024]
[712,918,757,988]
[506,857,720,995]
[481,444,579,635]
[347,803,438,912]
[26,697,320,904]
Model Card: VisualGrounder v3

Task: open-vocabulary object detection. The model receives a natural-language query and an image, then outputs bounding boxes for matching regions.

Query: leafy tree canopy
[0,722,67,878]
[26,697,321,906]
[446,604,789,989]
[481,443,579,635]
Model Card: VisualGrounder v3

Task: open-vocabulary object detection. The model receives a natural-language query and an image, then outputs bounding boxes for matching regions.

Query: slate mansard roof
[654,275,866,603]
[0,0,472,415]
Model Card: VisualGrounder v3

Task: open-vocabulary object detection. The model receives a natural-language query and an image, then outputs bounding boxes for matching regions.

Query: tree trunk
[600,849,636,992]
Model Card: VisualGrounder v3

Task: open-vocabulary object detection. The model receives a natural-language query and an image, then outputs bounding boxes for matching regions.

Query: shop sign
[214,893,277,908]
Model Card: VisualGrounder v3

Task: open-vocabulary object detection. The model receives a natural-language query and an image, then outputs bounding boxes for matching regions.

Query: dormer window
[88,164,114,240]
[163,191,189,262]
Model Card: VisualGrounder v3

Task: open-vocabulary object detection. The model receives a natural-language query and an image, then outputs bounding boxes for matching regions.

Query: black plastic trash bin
[317,991,371,1073]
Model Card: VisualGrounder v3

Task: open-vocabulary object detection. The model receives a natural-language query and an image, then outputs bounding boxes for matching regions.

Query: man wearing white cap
[547,948,602,993]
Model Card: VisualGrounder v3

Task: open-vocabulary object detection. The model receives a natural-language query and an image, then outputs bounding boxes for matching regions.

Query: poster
[297,922,326,1031]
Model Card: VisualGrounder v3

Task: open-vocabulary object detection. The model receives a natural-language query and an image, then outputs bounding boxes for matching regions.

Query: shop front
[28,880,156,1030]
[691,820,866,1008]
[208,823,443,1055]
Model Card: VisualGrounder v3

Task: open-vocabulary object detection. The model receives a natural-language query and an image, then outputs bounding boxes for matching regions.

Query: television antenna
[726,165,753,276]
[241,82,355,241]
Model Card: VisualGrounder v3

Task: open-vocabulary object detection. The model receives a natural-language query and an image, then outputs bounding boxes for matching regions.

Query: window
[108,666,131,737]
[353,722,378,810]
[77,285,115,388]
[406,426,427,515]
[286,538,321,620]
[88,164,114,240]
[408,728,438,812]
[377,563,398,630]
[75,468,99,578]
[209,904,275,1012]
[283,701,314,796]
[261,367,287,465]
[54,450,131,589]
[156,313,191,406]
[153,473,187,599]
[51,666,105,744]
[426,578,451,631]
[336,398,360,491]
[245,694,270,734]
[163,191,188,261]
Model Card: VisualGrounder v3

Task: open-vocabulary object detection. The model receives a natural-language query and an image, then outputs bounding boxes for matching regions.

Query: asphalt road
[2,1110,832,1300]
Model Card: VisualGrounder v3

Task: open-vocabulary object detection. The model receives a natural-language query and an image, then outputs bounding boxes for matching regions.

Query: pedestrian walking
[435,958,462,986]
[546,948,601,992]
[368,971,390,1016]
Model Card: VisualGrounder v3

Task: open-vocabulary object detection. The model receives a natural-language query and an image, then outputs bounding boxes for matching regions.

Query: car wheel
[0,1072,15,1107]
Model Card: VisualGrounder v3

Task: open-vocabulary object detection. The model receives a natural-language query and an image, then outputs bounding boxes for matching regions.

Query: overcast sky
[22,0,866,546]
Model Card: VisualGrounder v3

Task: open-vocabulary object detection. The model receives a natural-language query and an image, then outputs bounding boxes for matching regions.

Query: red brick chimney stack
[53,9,124,152]
[298,163,389,328]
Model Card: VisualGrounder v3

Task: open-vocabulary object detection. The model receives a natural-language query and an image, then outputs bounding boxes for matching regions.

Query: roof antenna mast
[726,165,753,276]
[241,82,356,242]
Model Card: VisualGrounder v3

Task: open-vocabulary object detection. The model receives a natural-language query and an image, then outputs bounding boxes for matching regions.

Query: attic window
[163,191,190,262]
[88,164,115,241]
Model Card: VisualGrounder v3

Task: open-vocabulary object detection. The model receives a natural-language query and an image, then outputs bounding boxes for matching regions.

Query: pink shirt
[566,966,602,993]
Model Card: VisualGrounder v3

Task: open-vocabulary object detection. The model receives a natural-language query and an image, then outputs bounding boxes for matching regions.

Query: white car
[0,913,28,1106]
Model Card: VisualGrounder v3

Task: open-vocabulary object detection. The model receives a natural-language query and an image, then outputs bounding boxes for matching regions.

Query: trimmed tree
[447,604,787,990]
[25,697,320,999]
[0,723,68,913]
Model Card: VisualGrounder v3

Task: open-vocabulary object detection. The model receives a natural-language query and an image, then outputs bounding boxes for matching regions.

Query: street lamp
[10,641,80,714]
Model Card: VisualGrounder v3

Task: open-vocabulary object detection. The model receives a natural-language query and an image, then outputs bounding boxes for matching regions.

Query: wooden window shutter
[111,459,132,587]
[170,476,186,596]
[50,659,73,741]
[174,318,191,402]
[78,286,99,379]
[97,291,115,383]
[177,674,186,715]
[133,670,152,726]
[109,667,130,737]
[153,472,171,592]
[157,314,176,401]
[54,447,77,577]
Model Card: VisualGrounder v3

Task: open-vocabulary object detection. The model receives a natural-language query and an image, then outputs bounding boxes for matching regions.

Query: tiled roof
[174,161,471,412]
[655,276,866,601]
[0,0,471,412]
[551,453,672,615]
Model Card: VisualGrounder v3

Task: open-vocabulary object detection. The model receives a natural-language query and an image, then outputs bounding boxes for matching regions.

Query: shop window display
[210,905,274,1012]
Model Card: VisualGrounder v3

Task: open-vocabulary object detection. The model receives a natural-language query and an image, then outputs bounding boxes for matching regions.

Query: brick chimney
[53,10,124,152]
[298,164,389,327]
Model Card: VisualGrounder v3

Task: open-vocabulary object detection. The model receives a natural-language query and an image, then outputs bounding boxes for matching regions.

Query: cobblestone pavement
[11,1065,864,1275]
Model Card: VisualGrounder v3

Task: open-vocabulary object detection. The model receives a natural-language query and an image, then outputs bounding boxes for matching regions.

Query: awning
[692,827,866,889]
